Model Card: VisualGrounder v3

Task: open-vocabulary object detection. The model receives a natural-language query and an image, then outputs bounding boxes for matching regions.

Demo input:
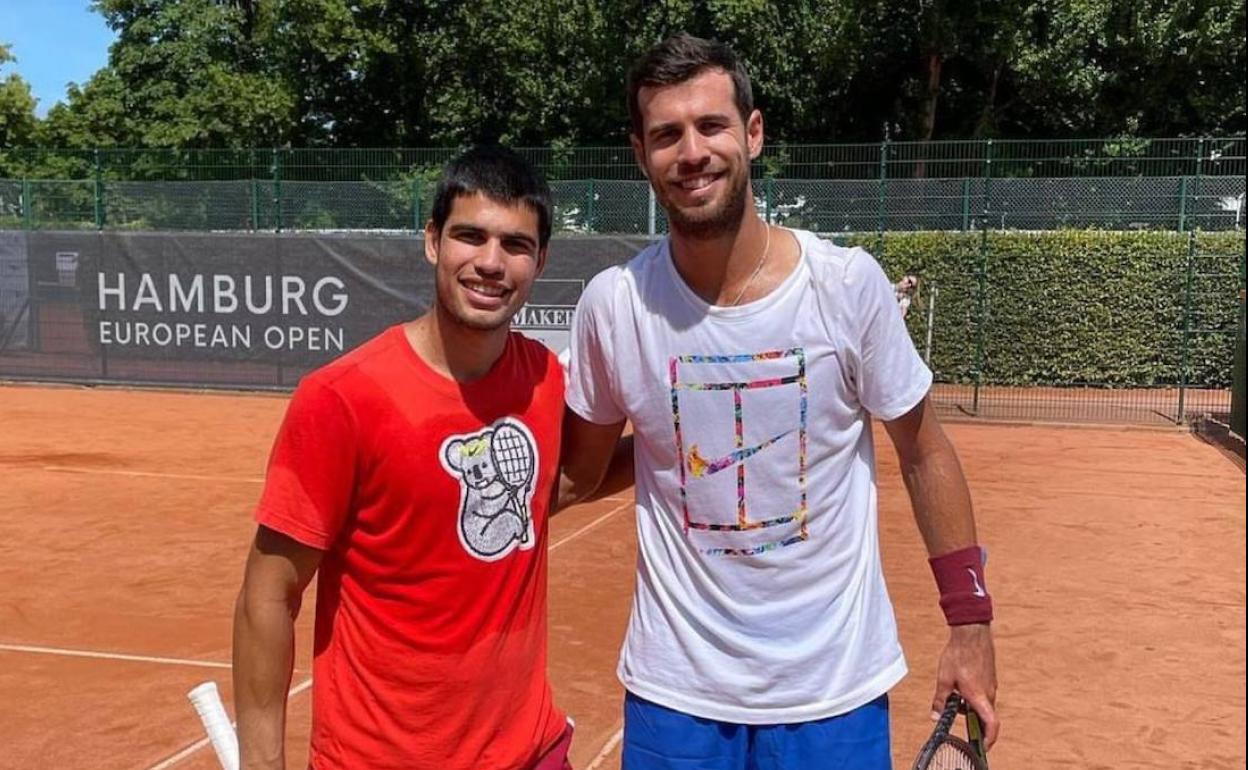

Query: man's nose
[676,129,710,167]
[475,240,505,275]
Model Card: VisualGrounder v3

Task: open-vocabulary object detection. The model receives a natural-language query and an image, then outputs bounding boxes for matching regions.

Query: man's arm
[556,409,628,512]
[884,396,1000,748]
[232,526,323,770]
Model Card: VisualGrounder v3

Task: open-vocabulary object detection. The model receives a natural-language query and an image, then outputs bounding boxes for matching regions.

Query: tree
[42,0,295,149]
[31,0,1248,150]
[0,44,39,149]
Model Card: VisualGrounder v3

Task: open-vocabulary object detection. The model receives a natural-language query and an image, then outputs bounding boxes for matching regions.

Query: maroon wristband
[929,545,993,625]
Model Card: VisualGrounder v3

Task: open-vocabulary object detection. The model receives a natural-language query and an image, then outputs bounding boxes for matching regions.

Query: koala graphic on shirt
[440,417,538,561]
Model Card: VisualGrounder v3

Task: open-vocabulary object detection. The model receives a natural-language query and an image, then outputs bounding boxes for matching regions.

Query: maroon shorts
[533,722,574,770]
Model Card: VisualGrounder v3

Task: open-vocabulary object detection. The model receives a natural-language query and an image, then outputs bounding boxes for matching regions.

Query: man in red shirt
[232,146,572,770]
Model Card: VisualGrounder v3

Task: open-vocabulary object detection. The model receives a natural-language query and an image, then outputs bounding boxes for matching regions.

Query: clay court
[0,383,1243,770]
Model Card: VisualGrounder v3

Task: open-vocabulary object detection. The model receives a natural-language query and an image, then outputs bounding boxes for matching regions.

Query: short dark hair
[627,33,754,138]
[430,145,553,247]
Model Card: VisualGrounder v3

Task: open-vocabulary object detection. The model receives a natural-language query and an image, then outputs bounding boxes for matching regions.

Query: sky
[1,0,117,117]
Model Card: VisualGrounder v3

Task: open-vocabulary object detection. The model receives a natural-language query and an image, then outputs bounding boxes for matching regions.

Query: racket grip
[188,681,240,770]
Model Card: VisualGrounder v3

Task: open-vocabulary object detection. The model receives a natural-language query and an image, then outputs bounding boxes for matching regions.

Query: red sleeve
[255,378,358,550]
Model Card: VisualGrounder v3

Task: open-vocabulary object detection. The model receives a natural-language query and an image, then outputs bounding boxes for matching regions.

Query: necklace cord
[727,224,771,306]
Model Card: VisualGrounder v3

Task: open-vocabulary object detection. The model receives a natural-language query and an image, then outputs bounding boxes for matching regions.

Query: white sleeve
[843,249,933,420]
[565,268,628,425]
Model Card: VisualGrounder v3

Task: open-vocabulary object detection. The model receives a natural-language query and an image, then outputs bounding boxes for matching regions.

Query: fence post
[1177,231,1197,423]
[961,178,971,231]
[272,148,283,233]
[249,149,260,230]
[765,176,774,224]
[412,178,422,232]
[982,139,995,219]
[1176,139,1208,422]
[876,136,889,246]
[972,139,995,415]
[1192,138,1205,230]
[586,179,596,233]
[1232,288,1246,440]
[1178,176,1189,232]
[93,149,104,230]
[21,179,31,230]
[647,185,657,236]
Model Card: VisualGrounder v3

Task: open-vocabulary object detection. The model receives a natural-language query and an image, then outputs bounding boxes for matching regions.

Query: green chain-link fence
[1,137,1244,233]
[1,137,1244,426]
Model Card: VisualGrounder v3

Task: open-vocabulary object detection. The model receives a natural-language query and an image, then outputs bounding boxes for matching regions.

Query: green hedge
[839,230,1245,388]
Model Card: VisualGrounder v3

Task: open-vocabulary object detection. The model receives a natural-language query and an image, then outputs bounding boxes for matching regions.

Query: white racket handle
[188,681,240,770]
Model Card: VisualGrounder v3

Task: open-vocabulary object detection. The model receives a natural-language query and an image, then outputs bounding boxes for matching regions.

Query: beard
[660,170,750,239]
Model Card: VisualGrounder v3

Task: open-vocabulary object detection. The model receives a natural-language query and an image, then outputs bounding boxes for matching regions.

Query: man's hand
[556,410,627,512]
[932,623,999,749]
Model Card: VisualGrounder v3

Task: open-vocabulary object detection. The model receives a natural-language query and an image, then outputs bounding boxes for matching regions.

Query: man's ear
[535,246,549,277]
[630,133,649,179]
[746,109,764,160]
[424,220,440,267]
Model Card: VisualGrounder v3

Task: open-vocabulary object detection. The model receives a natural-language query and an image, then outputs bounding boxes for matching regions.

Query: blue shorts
[621,692,892,770]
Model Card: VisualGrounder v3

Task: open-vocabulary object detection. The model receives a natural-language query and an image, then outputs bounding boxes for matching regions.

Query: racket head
[916,735,988,770]
[491,422,535,487]
[911,693,989,770]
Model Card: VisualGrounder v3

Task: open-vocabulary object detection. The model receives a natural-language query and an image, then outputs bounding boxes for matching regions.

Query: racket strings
[492,425,534,487]
[926,740,982,770]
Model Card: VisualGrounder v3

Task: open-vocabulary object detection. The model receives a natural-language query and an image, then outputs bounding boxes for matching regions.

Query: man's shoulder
[299,325,404,395]
[796,230,876,276]
[581,239,664,305]
[508,331,562,374]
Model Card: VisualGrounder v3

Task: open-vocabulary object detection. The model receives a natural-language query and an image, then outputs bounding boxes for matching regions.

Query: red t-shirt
[256,325,568,770]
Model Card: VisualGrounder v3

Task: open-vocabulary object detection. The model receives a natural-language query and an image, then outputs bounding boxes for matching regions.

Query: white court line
[140,504,631,768]
[586,726,625,770]
[145,678,313,770]
[0,643,232,670]
[41,465,264,484]
[15,488,629,766]
[549,499,631,551]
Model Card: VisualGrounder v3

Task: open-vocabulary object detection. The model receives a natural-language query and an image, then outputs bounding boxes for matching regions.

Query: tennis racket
[188,681,239,770]
[491,421,536,541]
[911,693,989,770]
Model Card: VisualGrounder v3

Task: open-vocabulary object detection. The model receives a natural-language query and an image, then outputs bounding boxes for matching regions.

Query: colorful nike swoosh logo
[686,429,795,478]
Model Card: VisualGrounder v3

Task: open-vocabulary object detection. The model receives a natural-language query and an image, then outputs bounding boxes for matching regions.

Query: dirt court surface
[1,383,1243,770]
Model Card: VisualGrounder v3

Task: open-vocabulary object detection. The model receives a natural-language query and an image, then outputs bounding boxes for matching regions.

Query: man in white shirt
[558,33,999,769]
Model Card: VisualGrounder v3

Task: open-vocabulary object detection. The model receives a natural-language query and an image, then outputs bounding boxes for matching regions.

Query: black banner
[0,231,649,389]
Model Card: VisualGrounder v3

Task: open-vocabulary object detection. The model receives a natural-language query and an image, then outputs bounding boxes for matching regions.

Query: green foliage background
[2,0,1245,149]
[843,230,1245,388]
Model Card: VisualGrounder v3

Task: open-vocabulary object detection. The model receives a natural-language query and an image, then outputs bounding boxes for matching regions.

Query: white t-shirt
[566,229,933,724]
